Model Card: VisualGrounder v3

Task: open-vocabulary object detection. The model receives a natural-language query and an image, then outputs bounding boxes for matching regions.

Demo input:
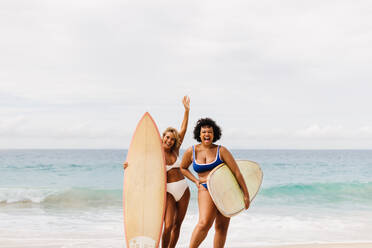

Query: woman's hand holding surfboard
[206,160,263,217]
[123,162,128,170]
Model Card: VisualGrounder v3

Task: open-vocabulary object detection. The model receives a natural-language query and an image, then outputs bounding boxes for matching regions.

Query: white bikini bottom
[167,179,188,202]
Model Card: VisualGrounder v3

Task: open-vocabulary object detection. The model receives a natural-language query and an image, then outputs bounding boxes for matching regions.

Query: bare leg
[169,188,190,248]
[162,193,176,248]
[213,210,230,248]
[189,185,217,248]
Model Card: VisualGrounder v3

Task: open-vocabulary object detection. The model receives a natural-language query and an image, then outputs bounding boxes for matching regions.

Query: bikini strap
[217,145,223,162]
[192,145,195,163]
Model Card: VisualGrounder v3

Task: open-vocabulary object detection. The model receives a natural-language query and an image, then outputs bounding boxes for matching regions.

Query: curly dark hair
[193,118,222,142]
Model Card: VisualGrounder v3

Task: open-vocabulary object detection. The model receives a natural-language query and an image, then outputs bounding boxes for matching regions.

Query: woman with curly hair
[124,96,191,248]
[180,118,250,248]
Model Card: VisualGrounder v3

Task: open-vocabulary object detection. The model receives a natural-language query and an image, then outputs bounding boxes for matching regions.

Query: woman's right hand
[194,180,200,187]
[195,178,206,189]
[123,162,128,170]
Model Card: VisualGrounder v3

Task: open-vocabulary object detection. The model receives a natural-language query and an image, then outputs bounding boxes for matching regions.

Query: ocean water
[1,149,371,247]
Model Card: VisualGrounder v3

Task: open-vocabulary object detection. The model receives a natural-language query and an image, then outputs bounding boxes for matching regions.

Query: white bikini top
[166,157,181,172]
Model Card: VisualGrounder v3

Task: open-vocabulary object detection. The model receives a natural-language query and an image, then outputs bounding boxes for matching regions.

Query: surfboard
[207,160,263,217]
[123,112,166,248]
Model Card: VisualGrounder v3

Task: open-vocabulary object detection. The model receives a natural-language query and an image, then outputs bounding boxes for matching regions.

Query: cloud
[295,125,346,139]
[295,125,372,140]
[0,116,26,135]
[1,0,372,148]
[2,114,372,149]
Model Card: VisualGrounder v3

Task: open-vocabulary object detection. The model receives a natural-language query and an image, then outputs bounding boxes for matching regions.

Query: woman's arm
[177,96,190,145]
[220,146,250,209]
[180,147,200,186]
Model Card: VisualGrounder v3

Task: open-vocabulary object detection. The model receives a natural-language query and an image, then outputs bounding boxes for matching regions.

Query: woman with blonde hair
[124,96,191,248]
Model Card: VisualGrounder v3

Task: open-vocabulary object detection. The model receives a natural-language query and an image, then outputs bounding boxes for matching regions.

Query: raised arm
[220,146,250,209]
[177,96,190,145]
[180,147,200,187]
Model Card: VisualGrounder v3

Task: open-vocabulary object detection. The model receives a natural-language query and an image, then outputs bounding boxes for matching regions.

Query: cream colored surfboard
[123,112,166,248]
[207,160,263,217]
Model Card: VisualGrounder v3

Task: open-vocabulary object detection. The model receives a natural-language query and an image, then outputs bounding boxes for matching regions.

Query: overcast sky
[1,0,372,149]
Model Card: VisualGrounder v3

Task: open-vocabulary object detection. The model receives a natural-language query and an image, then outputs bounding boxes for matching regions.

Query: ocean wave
[1,181,371,208]
[0,187,122,207]
[0,188,57,204]
[260,181,372,204]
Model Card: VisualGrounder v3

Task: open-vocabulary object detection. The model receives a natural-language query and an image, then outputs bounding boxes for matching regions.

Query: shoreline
[255,243,372,248]
[1,240,372,248]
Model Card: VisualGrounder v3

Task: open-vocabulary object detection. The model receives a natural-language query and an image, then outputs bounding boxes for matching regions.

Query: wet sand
[1,239,372,248]
[257,243,372,248]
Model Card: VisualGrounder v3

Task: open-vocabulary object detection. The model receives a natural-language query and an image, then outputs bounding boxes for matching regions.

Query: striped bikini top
[192,145,223,173]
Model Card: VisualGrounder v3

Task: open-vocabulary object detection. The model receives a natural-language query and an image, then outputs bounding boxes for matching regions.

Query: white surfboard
[123,112,166,248]
[207,160,263,217]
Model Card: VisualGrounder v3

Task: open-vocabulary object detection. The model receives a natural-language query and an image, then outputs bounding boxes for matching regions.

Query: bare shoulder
[180,146,193,168]
[184,146,193,155]
[219,145,230,154]
[219,145,235,162]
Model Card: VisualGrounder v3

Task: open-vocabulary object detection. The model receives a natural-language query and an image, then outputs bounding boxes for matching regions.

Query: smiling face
[200,126,214,145]
[162,131,176,150]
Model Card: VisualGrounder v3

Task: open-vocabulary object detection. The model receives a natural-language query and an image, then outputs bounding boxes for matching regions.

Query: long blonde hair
[162,127,181,152]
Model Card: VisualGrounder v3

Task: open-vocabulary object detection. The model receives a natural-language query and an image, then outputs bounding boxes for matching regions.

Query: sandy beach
[0,238,123,248]
[258,243,372,248]
[1,239,372,248]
